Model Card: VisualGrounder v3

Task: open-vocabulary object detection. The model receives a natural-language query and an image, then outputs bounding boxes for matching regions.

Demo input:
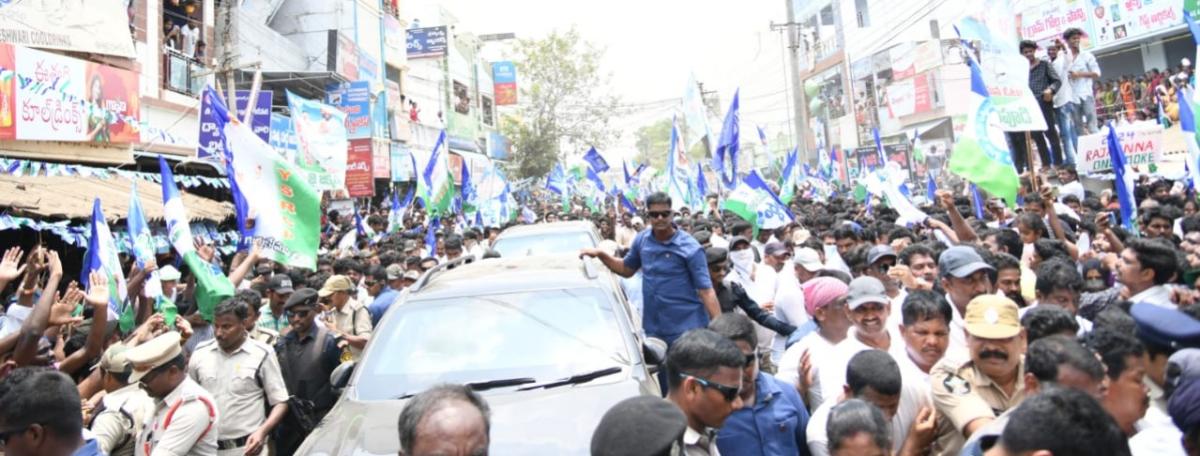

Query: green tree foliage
[502,28,619,179]
[634,119,711,172]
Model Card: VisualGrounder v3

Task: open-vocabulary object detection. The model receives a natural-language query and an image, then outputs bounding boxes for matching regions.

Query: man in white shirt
[1048,41,1078,166]
[752,242,799,363]
[777,277,852,410]
[1020,259,1093,334]
[1119,238,1179,308]
[805,350,934,456]
[896,290,954,384]
[862,245,907,326]
[812,277,909,409]
[938,246,996,352]
[1056,167,1085,204]
[1064,27,1102,134]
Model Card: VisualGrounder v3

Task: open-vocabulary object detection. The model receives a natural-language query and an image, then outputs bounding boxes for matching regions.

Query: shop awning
[0,174,232,222]
[910,117,954,139]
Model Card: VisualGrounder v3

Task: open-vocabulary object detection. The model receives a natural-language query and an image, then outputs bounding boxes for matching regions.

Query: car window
[492,231,595,257]
[355,287,628,400]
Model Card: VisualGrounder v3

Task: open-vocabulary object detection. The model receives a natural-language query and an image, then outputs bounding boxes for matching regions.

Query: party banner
[269,113,299,162]
[345,139,375,197]
[1077,124,1163,174]
[197,90,271,160]
[1090,0,1186,46]
[287,91,348,191]
[957,0,1049,131]
[1018,0,1095,49]
[0,0,136,58]
[0,44,14,140]
[326,80,373,140]
[13,45,140,143]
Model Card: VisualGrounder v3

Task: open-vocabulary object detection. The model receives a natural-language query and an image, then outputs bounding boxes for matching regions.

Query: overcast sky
[411,0,796,157]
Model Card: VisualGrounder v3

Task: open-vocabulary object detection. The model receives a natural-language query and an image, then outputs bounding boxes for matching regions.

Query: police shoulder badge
[943,374,972,395]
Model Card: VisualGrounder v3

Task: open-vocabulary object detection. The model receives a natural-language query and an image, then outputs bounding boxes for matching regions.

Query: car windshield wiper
[516,366,623,391]
[394,377,536,399]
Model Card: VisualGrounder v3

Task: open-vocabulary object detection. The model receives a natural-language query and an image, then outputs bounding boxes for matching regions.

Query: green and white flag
[159,156,234,322]
[723,170,793,236]
[225,115,322,270]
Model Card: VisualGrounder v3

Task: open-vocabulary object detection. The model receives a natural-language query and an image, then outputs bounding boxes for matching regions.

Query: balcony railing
[163,48,206,96]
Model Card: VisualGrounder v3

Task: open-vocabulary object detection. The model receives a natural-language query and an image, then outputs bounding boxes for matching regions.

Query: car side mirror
[330,361,356,390]
[643,338,668,366]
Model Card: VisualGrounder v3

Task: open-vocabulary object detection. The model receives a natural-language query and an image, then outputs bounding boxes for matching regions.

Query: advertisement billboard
[345,139,375,197]
[328,32,359,81]
[326,81,373,140]
[269,113,299,162]
[382,15,406,67]
[492,61,517,105]
[406,26,449,59]
[198,90,272,160]
[10,45,140,143]
[0,0,136,58]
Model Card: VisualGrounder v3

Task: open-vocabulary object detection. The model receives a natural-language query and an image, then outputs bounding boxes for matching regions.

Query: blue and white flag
[82,198,127,318]
[546,163,568,195]
[666,116,693,210]
[872,127,885,168]
[722,170,793,232]
[521,206,537,224]
[1105,123,1137,232]
[583,147,609,173]
[970,183,986,220]
[1179,87,1200,191]
[713,89,740,188]
[425,217,440,258]
[756,125,768,146]
[160,156,233,322]
[779,147,799,203]
[127,182,161,299]
[926,173,938,202]
[696,161,708,199]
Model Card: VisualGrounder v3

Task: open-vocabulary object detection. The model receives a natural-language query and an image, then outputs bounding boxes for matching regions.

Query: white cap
[631,216,644,226]
[158,265,181,281]
[793,247,823,272]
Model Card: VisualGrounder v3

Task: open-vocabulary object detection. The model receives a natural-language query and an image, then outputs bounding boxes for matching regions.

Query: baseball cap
[158,265,181,281]
[867,245,897,265]
[98,342,133,374]
[402,270,420,281]
[692,230,712,245]
[939,246,994,278]
[705,247,728,266]
[764,242,789,257]
[963,295,1021,339]
[793,247,823,272]
[284,288,319,311]
[846,276,889,310]
[729,236,751,250]
[125,332,183,383]
[386,264,406,281]
[267,274,294,294]
[318,275,355,297]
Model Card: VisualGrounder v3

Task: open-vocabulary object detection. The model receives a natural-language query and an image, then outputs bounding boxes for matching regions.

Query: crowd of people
[2,151,1200,456]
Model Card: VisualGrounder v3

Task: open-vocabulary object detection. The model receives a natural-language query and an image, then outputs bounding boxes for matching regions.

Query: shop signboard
[326,80,373,140]
[0,0,136,58]
[1077,124,1163,174]
[198,90,272,160]
[382,15,406,67]
[406,26,449,59]
[10,45,140,143]
[1090,0,1185,47]
[912,41,943,73]
[372,138,391,179]
[492,61,517,105]
[328,32,359,81]
[345,139,375,197]
[390,143,414,182]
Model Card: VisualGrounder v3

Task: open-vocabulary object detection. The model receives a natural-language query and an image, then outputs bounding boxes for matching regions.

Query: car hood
[297,378,654,455]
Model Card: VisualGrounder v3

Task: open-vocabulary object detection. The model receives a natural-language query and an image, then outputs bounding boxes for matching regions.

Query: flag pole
[1025,131,1040,193]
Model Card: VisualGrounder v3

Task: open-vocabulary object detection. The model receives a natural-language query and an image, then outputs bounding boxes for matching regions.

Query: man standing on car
[582,192,722,349]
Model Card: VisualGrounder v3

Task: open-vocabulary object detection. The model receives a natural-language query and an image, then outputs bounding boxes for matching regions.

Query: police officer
[127,331,219,456]
[1128,302,1200,455]
[90,343,154,456]
[274,288,341,456]
[189,299,290,455]
[930,295,1028,456]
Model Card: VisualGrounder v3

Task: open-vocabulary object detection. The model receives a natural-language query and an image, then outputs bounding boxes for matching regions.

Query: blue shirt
[716,372,811,456]
[623,228,713,339]
[368,287,401,326]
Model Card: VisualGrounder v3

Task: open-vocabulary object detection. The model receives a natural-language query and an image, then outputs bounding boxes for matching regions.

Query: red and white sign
[345,139,375,197]
[1077,124,1163,174]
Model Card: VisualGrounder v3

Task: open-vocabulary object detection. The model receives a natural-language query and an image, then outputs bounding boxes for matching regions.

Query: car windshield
[492,231,595,257]
[354,287,629,400]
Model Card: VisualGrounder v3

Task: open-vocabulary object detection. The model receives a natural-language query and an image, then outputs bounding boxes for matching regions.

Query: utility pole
[771,0,809,164]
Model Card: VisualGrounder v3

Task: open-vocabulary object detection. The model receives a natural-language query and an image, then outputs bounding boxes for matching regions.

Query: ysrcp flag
[159,156,234,322]
[127,181,161,299]
[955,0,1047,131]
[82,199,127,319]
[421,131,455,217]
[723,170,792,234]
[666,116,693,211]
[949,57,1020,207]
[287,90,349,191]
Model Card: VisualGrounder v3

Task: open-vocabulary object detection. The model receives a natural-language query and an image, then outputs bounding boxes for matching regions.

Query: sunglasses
[678,373,740,402]
[744,353,758,366]
[363,280,378,287]
[286,309,313,319]
[647,210,672,220]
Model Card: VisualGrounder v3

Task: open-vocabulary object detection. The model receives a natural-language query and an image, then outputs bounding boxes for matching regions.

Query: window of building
[855,0,870,28]
[162,0,206,95]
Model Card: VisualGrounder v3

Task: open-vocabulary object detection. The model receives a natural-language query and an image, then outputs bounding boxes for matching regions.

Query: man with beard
[812,277,908,409]
[990,253,1026,309]
[930,295,1028,456]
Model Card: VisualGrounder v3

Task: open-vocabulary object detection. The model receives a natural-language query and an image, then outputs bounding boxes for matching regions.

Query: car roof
[496,221,597,237]
[411,254,611,299]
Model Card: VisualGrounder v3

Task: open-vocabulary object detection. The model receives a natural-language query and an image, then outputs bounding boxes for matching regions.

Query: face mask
[730,249,755,276]
[1084,279,1106,291]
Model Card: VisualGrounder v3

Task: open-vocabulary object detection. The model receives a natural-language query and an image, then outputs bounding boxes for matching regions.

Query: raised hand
[50,288,85,327]
[0,247,26,283]
[85,270,111,307]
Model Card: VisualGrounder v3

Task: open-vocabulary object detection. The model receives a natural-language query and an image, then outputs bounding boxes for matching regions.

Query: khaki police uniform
[127,332,220,456]
[328,298,372,359]
[249,326,279,346]
[189,338,289,455]
[929,353,1027,456]
[92,382,154,456]
[929,294,1028,456]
